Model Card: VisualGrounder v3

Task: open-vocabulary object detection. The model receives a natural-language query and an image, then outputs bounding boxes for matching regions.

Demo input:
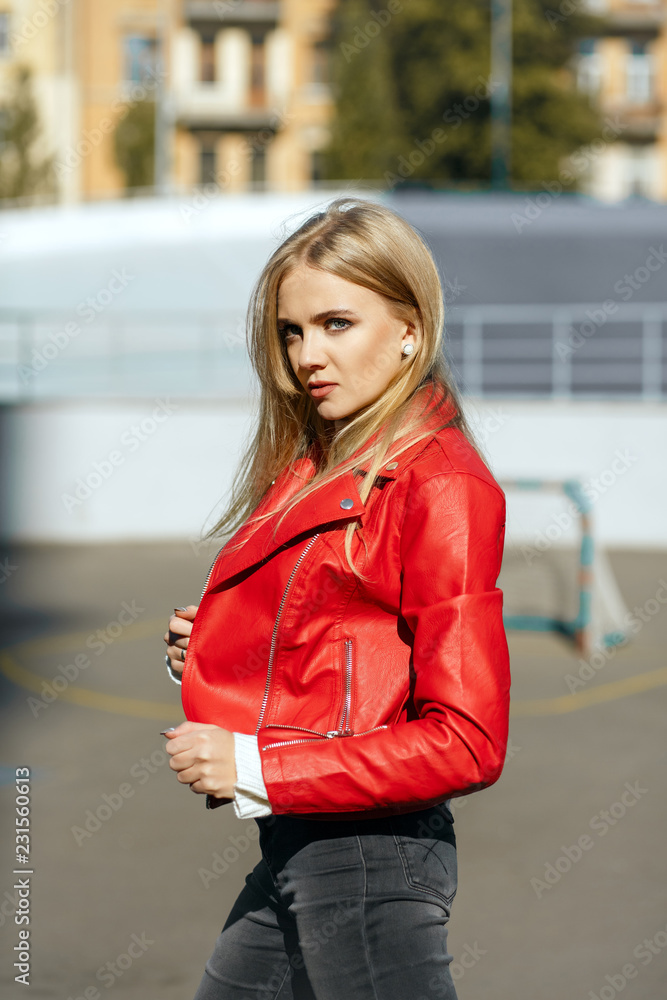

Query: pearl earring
[402,343,414,356]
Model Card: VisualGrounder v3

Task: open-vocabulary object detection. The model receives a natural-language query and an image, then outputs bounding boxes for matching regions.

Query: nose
[294,327,328,371]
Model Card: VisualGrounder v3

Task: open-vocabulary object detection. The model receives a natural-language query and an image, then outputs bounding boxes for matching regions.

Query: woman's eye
[280,325,299,339]
[328,318,351,330]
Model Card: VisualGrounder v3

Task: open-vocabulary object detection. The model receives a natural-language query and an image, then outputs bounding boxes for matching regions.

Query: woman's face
[277,265,415,426]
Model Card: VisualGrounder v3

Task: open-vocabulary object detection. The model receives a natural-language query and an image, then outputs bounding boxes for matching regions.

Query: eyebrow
[277,309,358,326]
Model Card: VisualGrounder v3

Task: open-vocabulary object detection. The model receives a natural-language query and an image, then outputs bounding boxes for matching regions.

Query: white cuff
[233,732,272,819]
[166,659,183,685]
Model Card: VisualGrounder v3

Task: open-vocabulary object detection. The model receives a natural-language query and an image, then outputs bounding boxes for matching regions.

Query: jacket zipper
[338,637,353,734]
[260,724,388,750]
[254,532,321,738]
[259,638,355,746]
[199,544,227,600]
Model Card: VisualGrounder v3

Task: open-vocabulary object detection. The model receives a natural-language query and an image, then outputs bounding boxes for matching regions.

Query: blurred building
[171,0,334,193]
[577,0,667,200]
[0,0,335,202]
[1,0,667,202]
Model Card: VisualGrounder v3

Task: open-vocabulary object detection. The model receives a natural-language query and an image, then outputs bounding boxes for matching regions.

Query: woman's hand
[164,605,198,677]
[163,722,237,798]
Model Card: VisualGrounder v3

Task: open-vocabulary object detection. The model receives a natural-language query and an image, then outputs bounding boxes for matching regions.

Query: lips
[308,382,337,398]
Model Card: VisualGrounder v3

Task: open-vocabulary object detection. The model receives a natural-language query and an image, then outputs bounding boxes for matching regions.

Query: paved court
[0,541,665,1000]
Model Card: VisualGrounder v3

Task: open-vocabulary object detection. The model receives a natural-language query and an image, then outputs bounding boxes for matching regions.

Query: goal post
[498,478,631,657]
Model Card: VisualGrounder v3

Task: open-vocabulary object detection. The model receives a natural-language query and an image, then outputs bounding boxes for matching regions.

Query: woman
[163,197,510,1000]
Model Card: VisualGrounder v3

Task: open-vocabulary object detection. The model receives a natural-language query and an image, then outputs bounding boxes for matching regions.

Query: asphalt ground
[0,541,665,1000]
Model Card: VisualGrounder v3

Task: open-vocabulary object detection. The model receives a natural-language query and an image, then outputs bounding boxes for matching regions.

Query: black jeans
[193,802,459,1000]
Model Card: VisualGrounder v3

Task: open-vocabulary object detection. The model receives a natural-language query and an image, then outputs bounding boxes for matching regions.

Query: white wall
[2,397,665,548]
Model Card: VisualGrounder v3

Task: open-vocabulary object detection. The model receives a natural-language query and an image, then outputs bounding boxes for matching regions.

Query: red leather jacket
[182,382,510,820]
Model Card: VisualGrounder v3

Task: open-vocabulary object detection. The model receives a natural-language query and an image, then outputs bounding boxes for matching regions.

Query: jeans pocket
[389,810,458,908]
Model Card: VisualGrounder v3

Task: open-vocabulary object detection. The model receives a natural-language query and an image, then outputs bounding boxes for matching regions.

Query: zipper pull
[325,731,340,738]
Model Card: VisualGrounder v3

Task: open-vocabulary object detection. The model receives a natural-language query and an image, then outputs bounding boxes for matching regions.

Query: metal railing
[444,301,666,400]
[0,302,665,402]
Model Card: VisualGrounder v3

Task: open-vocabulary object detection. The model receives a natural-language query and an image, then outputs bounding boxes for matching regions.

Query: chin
[314,402,342,420]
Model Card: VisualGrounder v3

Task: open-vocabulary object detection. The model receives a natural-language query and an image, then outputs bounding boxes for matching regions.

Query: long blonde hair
[205,197,482,580]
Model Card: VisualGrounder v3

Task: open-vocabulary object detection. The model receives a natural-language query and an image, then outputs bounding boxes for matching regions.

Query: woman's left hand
[163,722,237,799]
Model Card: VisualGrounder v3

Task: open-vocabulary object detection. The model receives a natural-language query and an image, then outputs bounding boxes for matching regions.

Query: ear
[401,318,419,352]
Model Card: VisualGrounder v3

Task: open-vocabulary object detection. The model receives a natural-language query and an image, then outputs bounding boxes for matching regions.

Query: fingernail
[159,727,176,735]
[174,607,187,613]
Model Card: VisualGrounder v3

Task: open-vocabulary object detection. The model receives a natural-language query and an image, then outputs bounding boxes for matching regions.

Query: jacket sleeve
[257,470,511,815]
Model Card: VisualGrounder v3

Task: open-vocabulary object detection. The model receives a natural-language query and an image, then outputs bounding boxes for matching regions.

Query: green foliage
[323,0,606,188]
[112,99,155,192]
[0,64,56,201]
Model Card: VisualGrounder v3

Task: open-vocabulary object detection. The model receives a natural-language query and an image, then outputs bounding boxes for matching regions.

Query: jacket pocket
[336,637,355,735]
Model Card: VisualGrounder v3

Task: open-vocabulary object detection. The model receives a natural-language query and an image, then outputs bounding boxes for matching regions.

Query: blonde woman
[163,198,510,1000]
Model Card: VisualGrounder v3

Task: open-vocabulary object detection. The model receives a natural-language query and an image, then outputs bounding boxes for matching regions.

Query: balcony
[618,108,662,139]
[172,86,278,129]
[183,1,280,28]
[602,6,665,34]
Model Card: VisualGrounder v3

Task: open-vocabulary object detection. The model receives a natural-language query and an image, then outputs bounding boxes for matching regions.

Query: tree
[324,0,406,180]
[112,98,155,192]
[0,64,56,201]
[323,0,607,188]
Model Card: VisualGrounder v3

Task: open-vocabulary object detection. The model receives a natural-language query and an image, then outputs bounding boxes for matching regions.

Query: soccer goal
[498,478,631,657]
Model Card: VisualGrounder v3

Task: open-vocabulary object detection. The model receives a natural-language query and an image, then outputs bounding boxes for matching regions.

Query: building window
[200,32,216,83]
[0,12,10,57]
[623,145,654,199]
[626,40,653,104]
[576,38,602,96]
[250,143,266,189]
[249,30,266,105]
[199,137,217,184]
[311,150,326,183]
[123,36,158,84]
[311,40,332,85]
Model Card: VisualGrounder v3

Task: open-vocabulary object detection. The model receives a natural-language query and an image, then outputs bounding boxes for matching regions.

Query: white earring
[402,343,414,356]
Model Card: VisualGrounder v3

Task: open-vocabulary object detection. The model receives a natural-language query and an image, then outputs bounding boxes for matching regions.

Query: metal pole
[153,0,168,194]
[490,0,512,190]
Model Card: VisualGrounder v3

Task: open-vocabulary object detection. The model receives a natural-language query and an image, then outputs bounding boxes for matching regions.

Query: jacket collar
[206,381,457,590]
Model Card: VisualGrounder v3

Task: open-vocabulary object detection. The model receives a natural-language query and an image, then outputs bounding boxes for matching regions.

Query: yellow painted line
[0,652,178,719]
[511,665,667,716]
[1,621,666,720]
